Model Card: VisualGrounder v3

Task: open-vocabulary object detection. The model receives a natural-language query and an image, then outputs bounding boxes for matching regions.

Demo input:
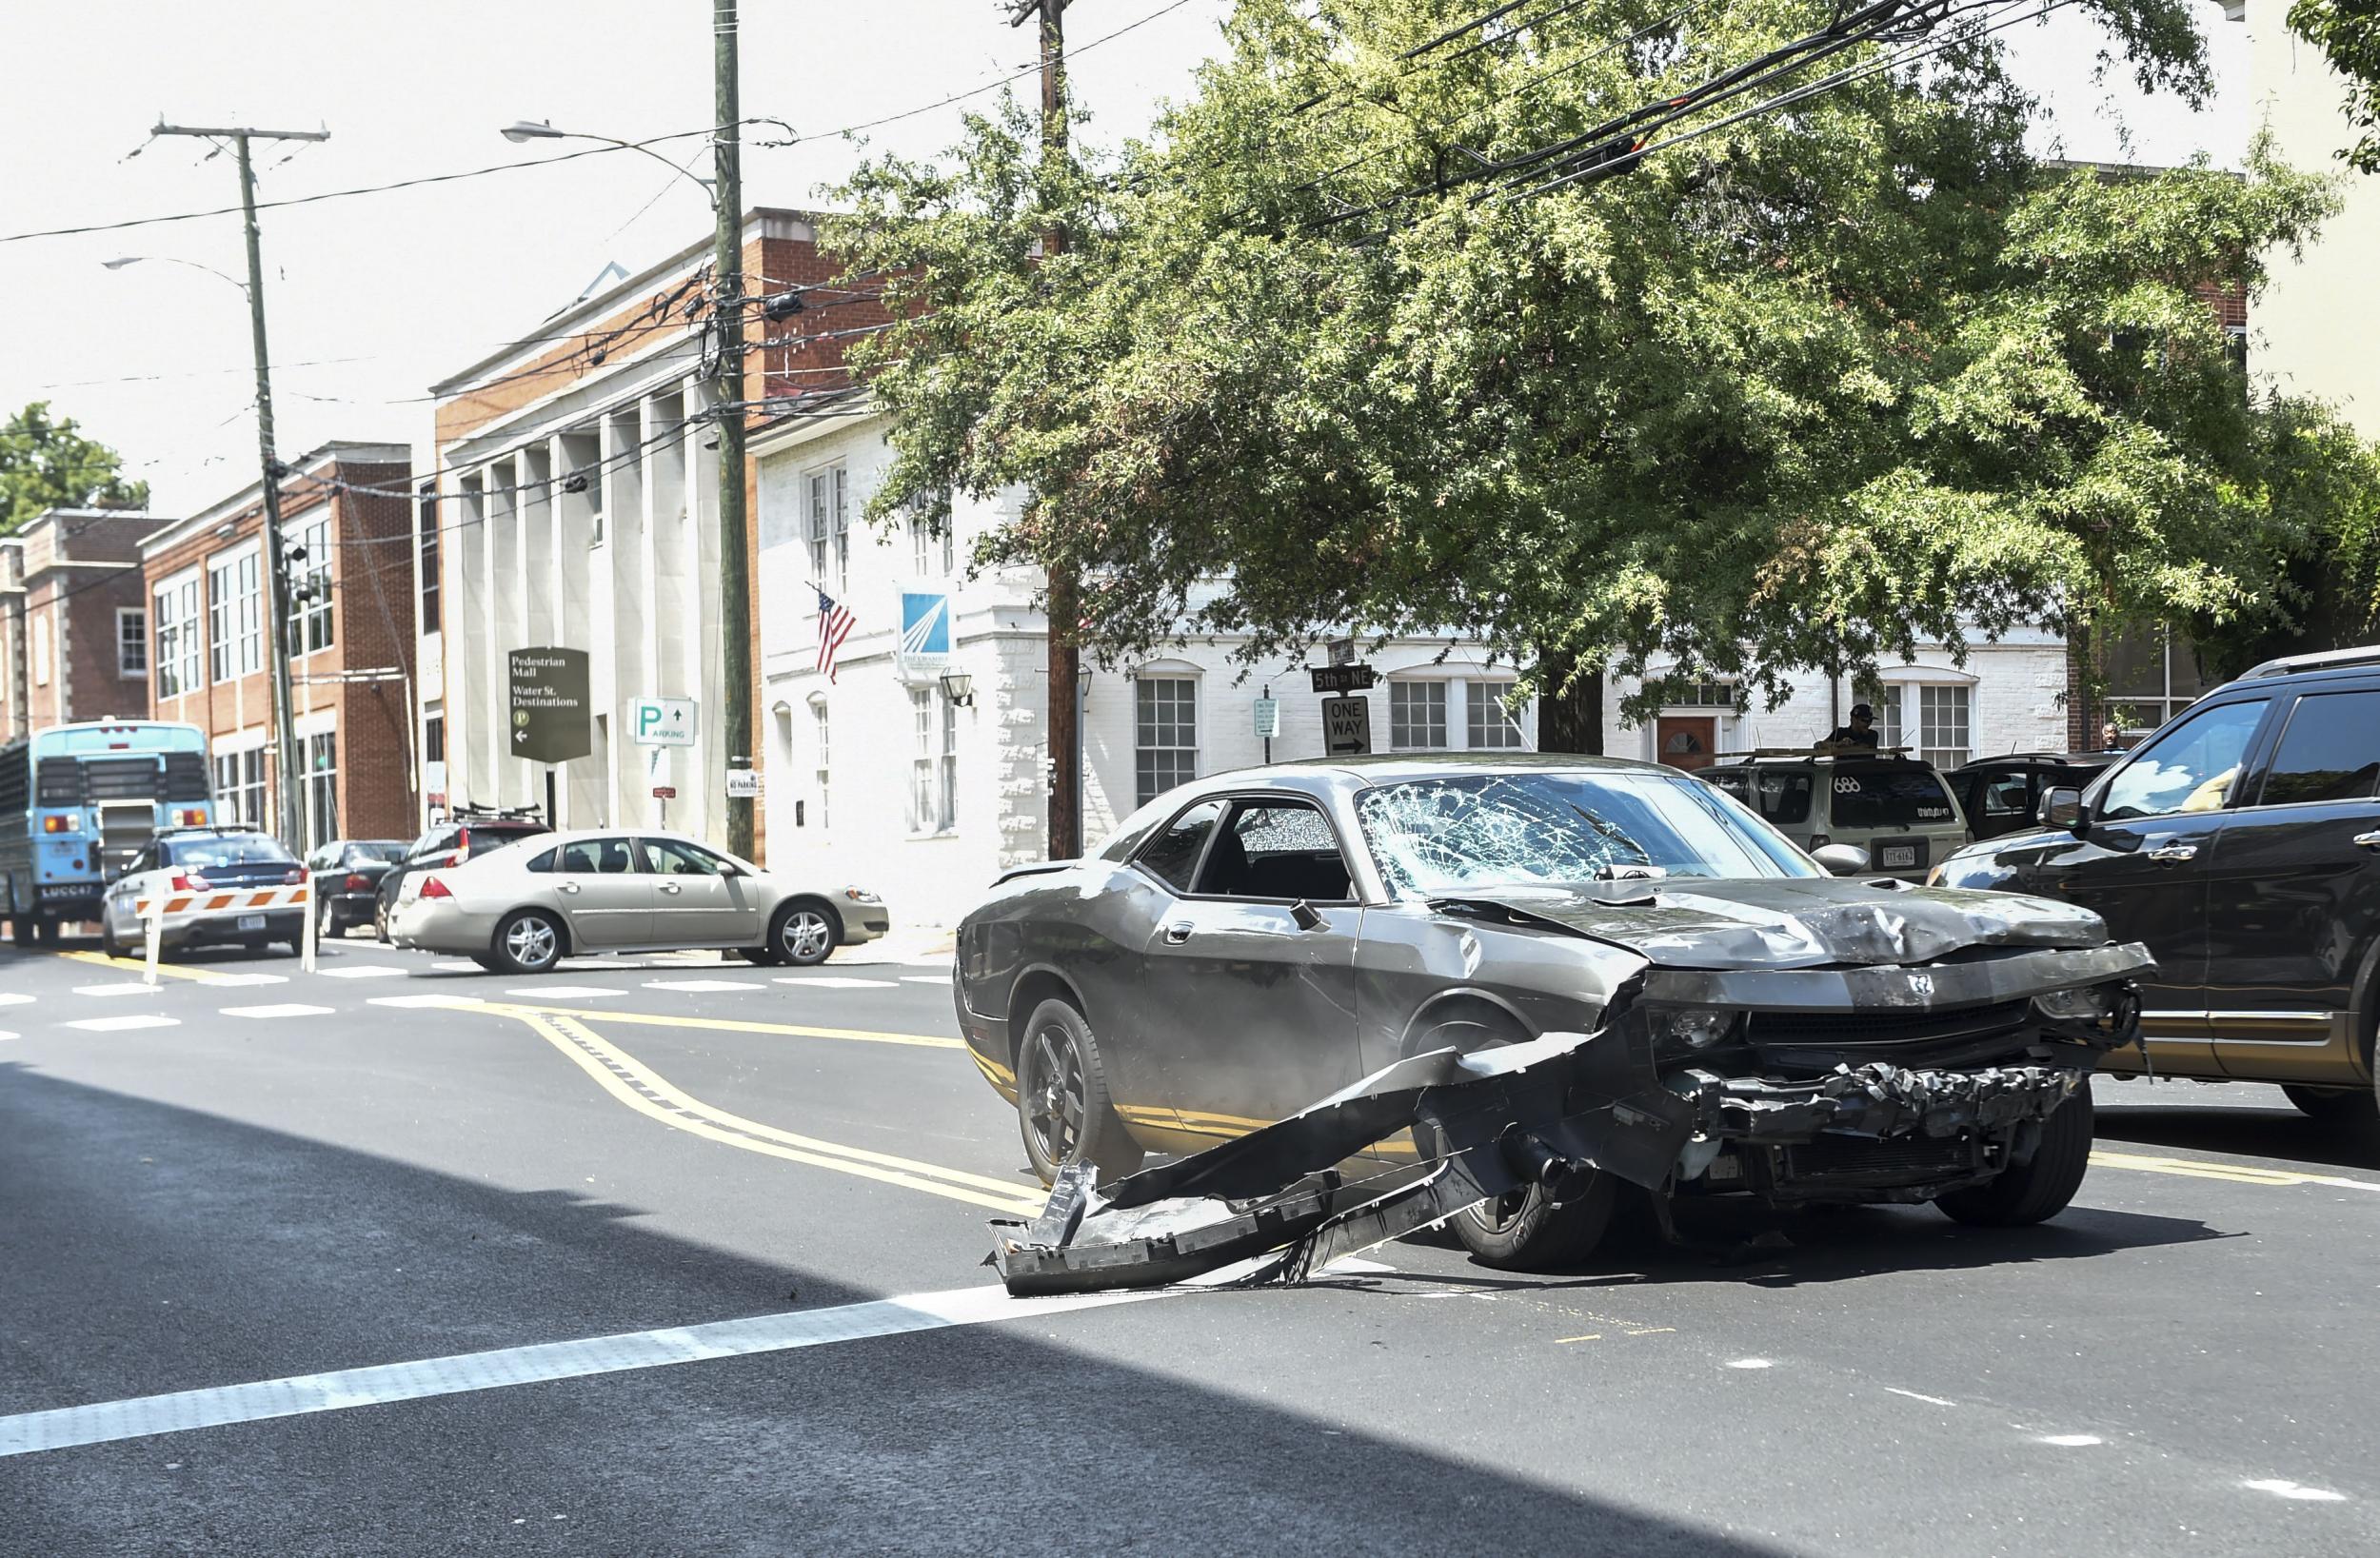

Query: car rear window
[1829,767,1959,829]
[1748,770,1813,826]
[167,834,295,868]
[2258,689,2380,805]
[346,841,407,864]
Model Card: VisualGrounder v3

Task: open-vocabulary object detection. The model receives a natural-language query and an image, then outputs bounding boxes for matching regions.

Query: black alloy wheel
[1014,997,1142,1185]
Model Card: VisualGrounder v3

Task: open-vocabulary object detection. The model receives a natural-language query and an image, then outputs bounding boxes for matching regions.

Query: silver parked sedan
[386,829,888,974]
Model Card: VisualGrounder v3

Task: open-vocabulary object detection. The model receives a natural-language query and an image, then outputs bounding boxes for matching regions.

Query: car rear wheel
[491,909,565,975]
[99,912,125,959]
[1014,997,1143,1186]
[2281,1084,2379,1126]
[316,894,340,941]
[1936,1092,2094,1227]
[771,901,839,968]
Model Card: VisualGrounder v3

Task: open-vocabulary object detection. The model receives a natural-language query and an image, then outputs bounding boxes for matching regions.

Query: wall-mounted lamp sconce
[940,670,976,708]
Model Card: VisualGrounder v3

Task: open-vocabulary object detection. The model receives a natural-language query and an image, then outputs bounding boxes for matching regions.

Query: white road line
[0,992,32,1007]
[431,959,482,972]
[72,983,159,998]
[508,985,623,998]
[562,958,644,970]
[0,1283,1170,1458]
[2243,1479,2348,1503]
[0,1031,17,1041]
[61,1016,181,1033]
[773,976,896,989]
[2036,1433,2104,1447]
[367,994,486,1010]
[900,976,950,986]
[1725,1358,1774,1370]
[642,978,764,993]
[1885,1388,1958,1408]
[195,973,290,987]
[219,1004,337,1019]
[314,965,409,979]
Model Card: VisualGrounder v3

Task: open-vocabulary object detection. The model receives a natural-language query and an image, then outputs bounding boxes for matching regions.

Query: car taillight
[41,815,70,833]
[171,873,212,892]
[420,877,453,899]
[283,867,305,885]
[176,809,207,825]
[344,873,370,892]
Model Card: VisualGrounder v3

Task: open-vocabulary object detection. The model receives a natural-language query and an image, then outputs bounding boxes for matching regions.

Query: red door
[1657,716,1716,771]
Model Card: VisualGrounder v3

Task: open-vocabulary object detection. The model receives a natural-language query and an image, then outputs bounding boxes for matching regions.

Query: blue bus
[0,720,213,944]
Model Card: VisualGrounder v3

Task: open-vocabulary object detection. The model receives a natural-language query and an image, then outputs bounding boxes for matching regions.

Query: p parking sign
[631,697,697,748]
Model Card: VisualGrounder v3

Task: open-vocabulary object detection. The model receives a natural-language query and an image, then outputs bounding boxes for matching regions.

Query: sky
[0,1,2251,519]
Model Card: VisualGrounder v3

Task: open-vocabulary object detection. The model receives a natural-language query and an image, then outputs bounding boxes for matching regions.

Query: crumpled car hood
[1438,878,2110,970]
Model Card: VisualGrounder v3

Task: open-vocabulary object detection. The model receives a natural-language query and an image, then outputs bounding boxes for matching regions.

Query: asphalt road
[3,930,2377,1556]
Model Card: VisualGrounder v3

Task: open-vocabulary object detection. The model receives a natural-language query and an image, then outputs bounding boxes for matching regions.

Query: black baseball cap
[1849,703,1874,720]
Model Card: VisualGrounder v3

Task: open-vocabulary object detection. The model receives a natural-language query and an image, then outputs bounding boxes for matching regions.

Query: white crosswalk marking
[431,959,482,972]
[508,985,621,998]
[642,978,764,993]
[73,983,160,997]
[900,976,949,986]
[220,1004,337,1019]
[315,965,409,979]
[0,1031,17,1041]
[367,994,486,1010]
[195,973,289,987]
[63,1016,181,1033]
[0,992,37,1006]
[774,976,896,989]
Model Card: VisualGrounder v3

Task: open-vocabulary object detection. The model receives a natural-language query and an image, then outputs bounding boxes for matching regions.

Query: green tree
[2289,0,2380,175]
[827,0,2361,737]
[0,403,149,535]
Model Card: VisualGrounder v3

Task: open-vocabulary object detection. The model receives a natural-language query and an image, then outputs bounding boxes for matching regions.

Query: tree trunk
[1536,650,1603,755]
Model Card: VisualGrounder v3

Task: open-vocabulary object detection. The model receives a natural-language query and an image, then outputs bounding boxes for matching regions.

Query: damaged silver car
[953,756,2152,1292]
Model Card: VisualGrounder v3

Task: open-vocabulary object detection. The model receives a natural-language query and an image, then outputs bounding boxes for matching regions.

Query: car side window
[1195,801,1355,901]
[1976,771,2033,820]
[642,838,725,877]
[2255,690,2380,807]
[524,848,558,873]
[1135,800,1222,892]
[1754,771,1812,826]
[2096,699,2270,821]
[557,838,635,875]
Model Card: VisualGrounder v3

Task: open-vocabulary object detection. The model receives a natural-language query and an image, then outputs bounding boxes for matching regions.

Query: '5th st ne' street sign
[508,647,592,764]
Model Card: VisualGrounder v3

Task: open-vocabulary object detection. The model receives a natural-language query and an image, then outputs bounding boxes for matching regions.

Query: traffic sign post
[1321,695,1372,757]
[1254,686,1279,764]
[725,769,762,800]
[1309,663,1378,695]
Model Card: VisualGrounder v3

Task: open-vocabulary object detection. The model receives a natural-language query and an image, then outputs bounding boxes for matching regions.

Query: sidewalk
[836,924,955,968]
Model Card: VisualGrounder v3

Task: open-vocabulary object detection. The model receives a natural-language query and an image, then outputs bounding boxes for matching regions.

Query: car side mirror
[2041,787,2086,832]
[1812,843,1870,876]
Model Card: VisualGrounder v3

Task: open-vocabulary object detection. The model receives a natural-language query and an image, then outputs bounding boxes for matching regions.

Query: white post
[300,878,318,973]
[142,902,162,987]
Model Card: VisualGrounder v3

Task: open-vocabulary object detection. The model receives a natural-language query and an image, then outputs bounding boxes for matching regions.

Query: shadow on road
[2094,1101,2380,1172]
[0,1062,1789,1557]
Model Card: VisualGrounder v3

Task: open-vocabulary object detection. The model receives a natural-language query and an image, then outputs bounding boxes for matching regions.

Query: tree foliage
[1,403,149,536]
[2289,0,2380,176]
[826,0,2369,719]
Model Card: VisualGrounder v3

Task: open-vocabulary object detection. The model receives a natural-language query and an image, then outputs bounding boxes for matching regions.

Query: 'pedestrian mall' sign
[631,697,697,748]
[507,647,591,764]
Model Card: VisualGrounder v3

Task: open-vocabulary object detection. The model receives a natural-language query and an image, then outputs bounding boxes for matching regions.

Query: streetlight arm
[500,123,716,206]
[102,255,248,293]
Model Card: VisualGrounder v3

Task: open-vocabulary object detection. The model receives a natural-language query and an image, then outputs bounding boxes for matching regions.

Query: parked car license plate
[237,914,267,932]
[1877,843,1918,870]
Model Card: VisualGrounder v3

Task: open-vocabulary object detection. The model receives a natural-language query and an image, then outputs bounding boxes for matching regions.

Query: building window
[30,613,49,687]
[153,572,200,699]
[807,465,848,594]
[236,553,260,673]
[1668,679,1739,710]
[213,748,268,828]
[417,483,442,636]
[304,730,339,848]
[1389,680,1447,750]
[1466,680,1524,749]
[1884,685,1973,769]
[909,687,953,833]
[2102,623,2205,740]
[291,513,333,654]
[1135,677,1198,806]
[423,712,445,765]
[811,699,830,831]
[116,608,147,678]
[905,495,956,576]
[207,552,260,682]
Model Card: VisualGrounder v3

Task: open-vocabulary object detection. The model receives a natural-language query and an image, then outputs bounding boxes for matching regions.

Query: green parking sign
[507,647,591,764]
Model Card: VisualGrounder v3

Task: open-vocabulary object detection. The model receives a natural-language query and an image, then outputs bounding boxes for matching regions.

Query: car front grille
[1781,1132,1983,1187]
[1749,998,2033,1075]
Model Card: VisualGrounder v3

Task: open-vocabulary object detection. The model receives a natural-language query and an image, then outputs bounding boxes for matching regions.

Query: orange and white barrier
[135,881,314,985]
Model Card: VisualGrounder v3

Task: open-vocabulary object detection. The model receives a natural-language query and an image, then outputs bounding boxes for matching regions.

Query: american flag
[815,586,857,682]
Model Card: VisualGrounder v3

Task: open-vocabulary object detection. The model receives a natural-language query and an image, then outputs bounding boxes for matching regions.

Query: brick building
[422,207,883,854]
[0,507,158,743]
[141,442,418,849]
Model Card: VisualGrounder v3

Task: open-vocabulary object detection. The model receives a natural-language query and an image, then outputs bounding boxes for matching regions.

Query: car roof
[1946,751,2119,772]
[2240,644,2380,680]
[1704,752,1942,770]
[1216,751,1677,784]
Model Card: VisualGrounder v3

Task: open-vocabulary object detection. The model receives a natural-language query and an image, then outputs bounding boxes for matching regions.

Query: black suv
[372,807,550,941]
[1944,751,2122,843]
[1933,646,2380,1121]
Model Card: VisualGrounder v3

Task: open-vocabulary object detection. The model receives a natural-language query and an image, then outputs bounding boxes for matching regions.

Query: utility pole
[713,0,756,862]
[153,122,328,855]
[1011,0,1081,858]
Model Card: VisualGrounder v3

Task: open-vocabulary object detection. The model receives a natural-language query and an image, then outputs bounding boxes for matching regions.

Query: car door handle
[557,881,581,895]
[1163,921,1193,944]
[2147,842,2199,863]
[2356,831,2380,852]
[658,882,682,895]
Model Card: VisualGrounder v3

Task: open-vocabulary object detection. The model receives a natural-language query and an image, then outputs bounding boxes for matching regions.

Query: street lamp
[102,254,247,292]
[498,120,716,201]
[940,670,976,708]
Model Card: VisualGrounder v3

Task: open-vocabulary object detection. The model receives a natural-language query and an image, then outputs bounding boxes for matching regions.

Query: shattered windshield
[1356,772,1816,897]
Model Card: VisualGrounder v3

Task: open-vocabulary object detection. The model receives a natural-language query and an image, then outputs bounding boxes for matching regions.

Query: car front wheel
[1936,1092,2094,1227]
[1014,997,1143,1185]
[771,901,839,968]
[491,909,565,975]
[2281,1084,2379,1126]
